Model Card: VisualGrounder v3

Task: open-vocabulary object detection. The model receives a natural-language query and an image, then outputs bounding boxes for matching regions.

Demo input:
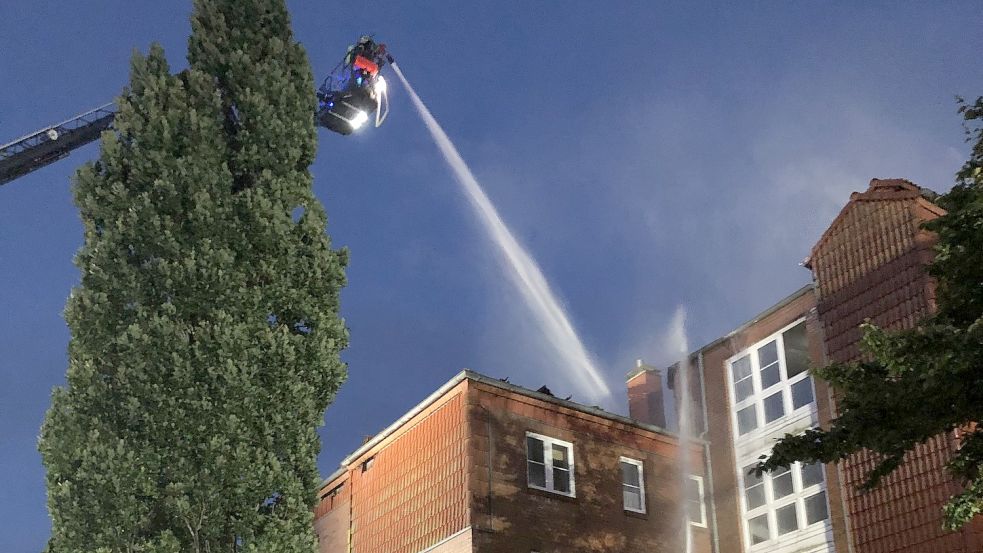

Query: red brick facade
[627,363,667,429]
[318,177,983,553]
[628,178,983,553]
[316,373,710,553]
[807,178,983,553]
[315,380,470,553]
[703,288,849,553]
[807,179,943,364]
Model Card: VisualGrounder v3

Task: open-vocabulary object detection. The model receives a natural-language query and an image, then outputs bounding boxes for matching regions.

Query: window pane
[553,467,570,493]
[760,363,780,389]
[764,391,785,423]
[527,436,544,463]
[758,341,778,368]
[687,499,703,524]
[687,478,701,502]
[792,377,815,409]
[749,514,770,544]
[801,462,824,488]
[528,461,546,488]
[805,491,829,524]
[746,484,766,510]
[744,464,763,487]
[624,486,643,511]
[552,444,570,470]
[735,378,754,403]
[732,355,752,380]
[776,503,798,535]
[743,465,765,510]
[621,461,640,487]
[783,322,809,378]
[737,405,757,435]
[772,469,794,499]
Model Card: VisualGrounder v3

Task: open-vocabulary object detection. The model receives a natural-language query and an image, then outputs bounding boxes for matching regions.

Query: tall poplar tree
[39,1,348,551]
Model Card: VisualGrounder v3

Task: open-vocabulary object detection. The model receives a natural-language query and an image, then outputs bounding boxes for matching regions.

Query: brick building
[628,178,983,552]
[314,371,712,553]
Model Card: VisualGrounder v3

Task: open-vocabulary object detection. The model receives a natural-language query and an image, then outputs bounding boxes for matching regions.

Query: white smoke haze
[385,38,972,418]
[460,63,971,415]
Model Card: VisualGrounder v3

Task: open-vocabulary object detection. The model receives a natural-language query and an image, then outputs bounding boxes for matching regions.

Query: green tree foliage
[39,1,348,551]
[759,98,983,530]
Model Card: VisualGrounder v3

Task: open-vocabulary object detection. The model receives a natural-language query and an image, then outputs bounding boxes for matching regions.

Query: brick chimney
[626,360,666,427]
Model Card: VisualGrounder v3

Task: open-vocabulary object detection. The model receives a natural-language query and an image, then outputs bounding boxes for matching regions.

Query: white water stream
[669,306,695,553]
[391,63,611,401]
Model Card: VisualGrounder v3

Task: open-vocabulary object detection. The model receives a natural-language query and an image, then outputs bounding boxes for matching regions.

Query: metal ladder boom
[0,103,117,186]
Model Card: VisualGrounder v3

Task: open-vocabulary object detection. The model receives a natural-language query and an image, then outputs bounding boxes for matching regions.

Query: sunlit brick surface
[351,392,468,553]
[315,384,469,553]
[316,374,708,553]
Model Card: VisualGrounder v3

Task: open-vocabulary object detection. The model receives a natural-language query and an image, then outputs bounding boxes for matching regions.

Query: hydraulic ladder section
[0,103,117,186]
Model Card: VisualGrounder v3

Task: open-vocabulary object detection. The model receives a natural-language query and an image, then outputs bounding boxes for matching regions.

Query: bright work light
[350,110,369,130]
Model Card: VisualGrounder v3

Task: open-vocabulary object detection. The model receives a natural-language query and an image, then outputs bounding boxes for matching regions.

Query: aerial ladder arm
[0,35,393,187]
[0,103,117,186]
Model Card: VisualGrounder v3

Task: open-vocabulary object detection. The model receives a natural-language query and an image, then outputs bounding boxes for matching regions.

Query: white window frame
[687,475,707,528]
[525,432,576,497]
[737,455,830,549]
[619,456,646,513]
[726,318,817,440]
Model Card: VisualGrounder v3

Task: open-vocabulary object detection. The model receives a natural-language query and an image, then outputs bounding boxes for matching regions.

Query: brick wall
[808,178,983,553]
[418,528,472,553]
[314,382,470,553]
[315,476,352,553]
[698,287,850,553]
[467,380,710,553]
[627,366,667,428]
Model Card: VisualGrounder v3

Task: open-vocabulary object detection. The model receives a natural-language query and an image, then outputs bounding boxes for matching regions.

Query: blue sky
[1,2,980,550]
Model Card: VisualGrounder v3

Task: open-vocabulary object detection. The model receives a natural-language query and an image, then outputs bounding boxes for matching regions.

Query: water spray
[669,306,695,553]
[391,63,611,402]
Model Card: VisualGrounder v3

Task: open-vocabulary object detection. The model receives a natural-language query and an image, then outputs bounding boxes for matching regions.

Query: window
[776,503,798,535]
[749,514,769,545]
[686,475,707,527]
[771,466,794,499]
[620,457,645,513]
[526,432,575,497]
[791,378,815,409]
[783,322,809,377]
[739,460,829,547]
[737,405,758,435]
[763,391,785,423]
[801,463,824,488]
[805,491,829,524]
[727,320,815,439]
[758,341,781,389]
[732,354,754,402]
[743,464,766,510]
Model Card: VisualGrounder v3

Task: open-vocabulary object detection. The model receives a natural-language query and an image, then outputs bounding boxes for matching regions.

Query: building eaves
[806,178,942,267]
[321,369,702,489]
[465,370,690,441]
[693,283,814,357]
